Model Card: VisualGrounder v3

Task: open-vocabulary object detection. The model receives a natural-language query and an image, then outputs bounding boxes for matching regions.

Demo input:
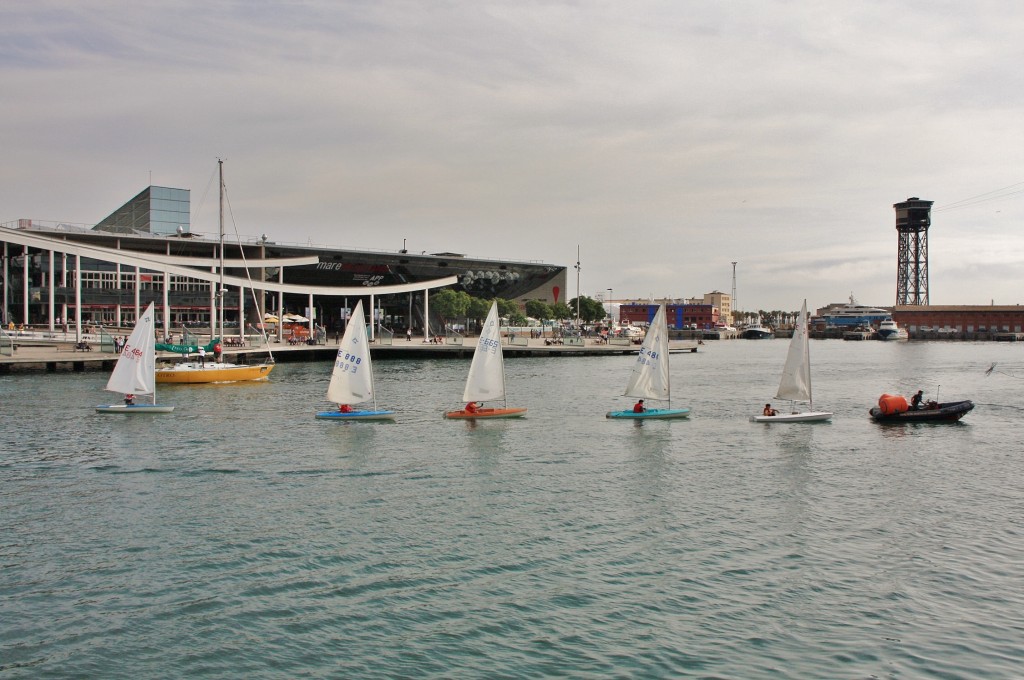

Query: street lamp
[607,288,613,324]
[574,245,581,326]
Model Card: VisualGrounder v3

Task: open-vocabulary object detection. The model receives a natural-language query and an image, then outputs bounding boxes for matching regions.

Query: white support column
[61,252,68,327]
[209,263,217,343]
[423,287,429,342]
[369,293,375,342]
[115,261,122,327]
[48,250,55,331]
[134,266,141,319]
[2,241,8,326]
[308,292,314,339]
[74,254,82,342]
[238,284,245,342]
[277,269,284,343]
[22,245,29,325]
[162,270,170,341]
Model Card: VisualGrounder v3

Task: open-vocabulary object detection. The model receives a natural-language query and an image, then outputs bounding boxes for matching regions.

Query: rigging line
[934,181,1024,211]
[223,186,276,362]
[935,189,1024,212]
[940,180,1024,206]
[189,164,219,230]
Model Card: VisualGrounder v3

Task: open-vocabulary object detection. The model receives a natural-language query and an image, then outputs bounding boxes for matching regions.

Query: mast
[803,301,813,410]
[664,304,672,409]
[218,159,226,343]
[150,305,159,406]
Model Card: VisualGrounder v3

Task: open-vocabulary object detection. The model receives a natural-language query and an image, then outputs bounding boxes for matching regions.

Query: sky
[2,1,1023,313]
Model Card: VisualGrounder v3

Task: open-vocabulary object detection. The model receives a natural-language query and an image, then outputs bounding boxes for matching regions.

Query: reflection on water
[2,341,1023,678]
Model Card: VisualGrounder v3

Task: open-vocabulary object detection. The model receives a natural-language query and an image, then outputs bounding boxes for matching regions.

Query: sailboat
[444,301,526,419]
[315,300,395,421]
[606,304,690,419]
[155,160,275,384]
[96,302,174,413]
[751,299,832,423]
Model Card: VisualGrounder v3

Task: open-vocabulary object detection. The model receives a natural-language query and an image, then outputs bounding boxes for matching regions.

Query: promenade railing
[0,328,12,356]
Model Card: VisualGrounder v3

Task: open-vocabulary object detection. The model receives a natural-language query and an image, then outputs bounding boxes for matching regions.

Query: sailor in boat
[763,403,778,417]
[338,404,353,413]
[633,399,646,413]
[910,390,924,410]
[124,393,135,406]
[465,401,479,414]
[198,346,206,367]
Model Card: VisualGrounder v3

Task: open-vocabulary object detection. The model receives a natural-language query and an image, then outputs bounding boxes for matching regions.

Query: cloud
[2,0,1023,311]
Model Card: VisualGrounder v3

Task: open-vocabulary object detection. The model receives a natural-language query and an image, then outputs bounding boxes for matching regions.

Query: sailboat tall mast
[218,158,226,342]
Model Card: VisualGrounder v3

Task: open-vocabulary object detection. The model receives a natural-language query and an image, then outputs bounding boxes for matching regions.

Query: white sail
[106,302,157,398]
[623,304,671,402]
[775,299,812,404]
[462,301,506,403]
[326,300,375,406]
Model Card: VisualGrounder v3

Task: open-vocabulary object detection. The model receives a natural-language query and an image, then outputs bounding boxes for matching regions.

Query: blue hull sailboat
[607,304,690,420]
[315,300,395,421]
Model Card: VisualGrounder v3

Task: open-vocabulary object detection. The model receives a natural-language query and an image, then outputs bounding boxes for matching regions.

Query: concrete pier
[0,336,700,374]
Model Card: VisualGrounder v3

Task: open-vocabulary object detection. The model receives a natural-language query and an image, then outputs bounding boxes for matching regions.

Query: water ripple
[2,344,1023,677]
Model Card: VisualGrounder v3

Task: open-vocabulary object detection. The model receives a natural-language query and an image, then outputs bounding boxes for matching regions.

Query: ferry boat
[876,318,908,341]
[741,320,773,339]
[820,295,891,328]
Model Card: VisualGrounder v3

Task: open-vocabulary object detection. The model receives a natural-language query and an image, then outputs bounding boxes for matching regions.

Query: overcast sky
[2,1,1022,312]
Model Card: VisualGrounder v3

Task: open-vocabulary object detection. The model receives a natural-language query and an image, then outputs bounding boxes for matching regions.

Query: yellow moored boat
[154,161,276,386]
[155,360,274,384]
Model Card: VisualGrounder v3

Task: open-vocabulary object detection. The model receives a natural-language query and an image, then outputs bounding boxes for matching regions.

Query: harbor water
[2,340,1022,678]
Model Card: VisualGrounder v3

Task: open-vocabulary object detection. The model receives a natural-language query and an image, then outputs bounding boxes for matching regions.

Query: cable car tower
[894,197,933,305]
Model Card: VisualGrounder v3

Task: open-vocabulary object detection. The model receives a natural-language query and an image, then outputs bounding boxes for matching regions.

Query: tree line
[429,290,610,329]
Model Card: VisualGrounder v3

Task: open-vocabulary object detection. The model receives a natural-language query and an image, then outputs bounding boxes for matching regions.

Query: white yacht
[741,320,773,339]
[876,318,908,341]
[820,295,891,328]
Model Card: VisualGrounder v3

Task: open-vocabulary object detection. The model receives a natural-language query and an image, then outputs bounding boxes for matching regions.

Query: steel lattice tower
[894,197,933,305]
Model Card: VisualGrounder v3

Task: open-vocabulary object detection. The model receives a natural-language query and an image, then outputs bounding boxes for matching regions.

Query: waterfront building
[1,185,566,339]
[893,305,1024,338]
[619,299,717,329]
[701,291,732,326]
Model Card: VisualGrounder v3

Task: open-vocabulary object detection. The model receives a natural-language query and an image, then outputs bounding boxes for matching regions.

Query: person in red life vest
[633,399,646,413]
[465,401,479,414]
[339,404,353,413]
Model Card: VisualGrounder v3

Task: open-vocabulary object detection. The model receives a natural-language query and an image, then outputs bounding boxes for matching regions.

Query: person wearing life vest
[213,343,222,363]
[465,401,479,414]
[633,399,646,413]
[339,404,353,413]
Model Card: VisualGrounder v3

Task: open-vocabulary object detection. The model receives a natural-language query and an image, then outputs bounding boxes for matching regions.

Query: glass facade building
[94,186,190,236]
